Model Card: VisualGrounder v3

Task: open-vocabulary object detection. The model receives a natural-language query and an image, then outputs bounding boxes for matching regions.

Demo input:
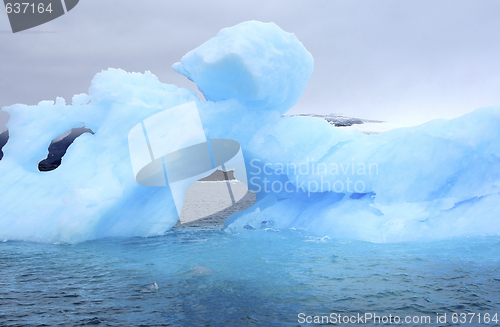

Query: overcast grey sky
[1,0,500,130]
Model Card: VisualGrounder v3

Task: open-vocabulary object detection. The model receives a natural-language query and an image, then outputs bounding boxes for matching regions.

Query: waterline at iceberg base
[1,20,500,325]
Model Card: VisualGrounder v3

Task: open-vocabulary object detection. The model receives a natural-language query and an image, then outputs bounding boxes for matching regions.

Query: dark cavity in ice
[38,127,94,172]
[0,130,8,161]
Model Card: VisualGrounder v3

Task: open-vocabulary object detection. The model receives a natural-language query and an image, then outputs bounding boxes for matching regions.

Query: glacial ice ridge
[0,20,499,243]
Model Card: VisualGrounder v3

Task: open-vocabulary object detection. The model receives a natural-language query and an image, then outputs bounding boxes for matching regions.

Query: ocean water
[1,229,499,326]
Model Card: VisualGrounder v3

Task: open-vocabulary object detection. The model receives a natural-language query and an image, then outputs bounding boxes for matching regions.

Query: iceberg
[228,106,500,242]
[172,21,313,115]
[0,20,499,243]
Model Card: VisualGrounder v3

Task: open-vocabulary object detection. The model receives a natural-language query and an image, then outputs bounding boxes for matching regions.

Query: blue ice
[0,21,499,243]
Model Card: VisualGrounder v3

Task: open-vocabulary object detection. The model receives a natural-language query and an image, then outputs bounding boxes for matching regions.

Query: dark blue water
[1,229,499,326]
